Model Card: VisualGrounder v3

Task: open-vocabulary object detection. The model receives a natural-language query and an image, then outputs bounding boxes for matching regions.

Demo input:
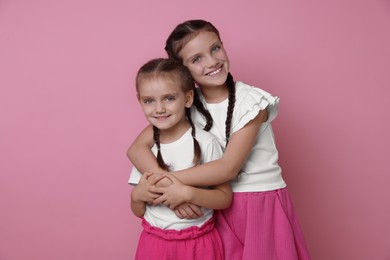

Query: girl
[130,58,231,260]
[129,20,311,259]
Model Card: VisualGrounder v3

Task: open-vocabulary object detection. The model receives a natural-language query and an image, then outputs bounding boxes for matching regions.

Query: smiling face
[178,30,230,90]
[137,76,193,136]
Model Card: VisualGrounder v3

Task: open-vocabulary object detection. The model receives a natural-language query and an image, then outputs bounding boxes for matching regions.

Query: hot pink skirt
[135,216,224,260]
[215,188,311,260]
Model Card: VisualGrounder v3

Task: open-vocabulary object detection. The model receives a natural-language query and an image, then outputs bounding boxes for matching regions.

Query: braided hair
[136,58,201,171]
[165,19,236,147]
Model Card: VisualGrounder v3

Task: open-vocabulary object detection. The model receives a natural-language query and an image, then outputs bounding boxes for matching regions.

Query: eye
[164,95,176,102]
[211,44,221,53]
[143,98,153,104]
[192,56,201,64]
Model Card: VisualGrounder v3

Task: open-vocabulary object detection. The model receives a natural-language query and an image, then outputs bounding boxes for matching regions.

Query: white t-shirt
[191,81,287,192]
[129,126,223,230]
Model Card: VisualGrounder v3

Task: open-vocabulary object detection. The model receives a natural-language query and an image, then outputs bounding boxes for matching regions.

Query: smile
[206,66,222,76]
[154,115,170,120]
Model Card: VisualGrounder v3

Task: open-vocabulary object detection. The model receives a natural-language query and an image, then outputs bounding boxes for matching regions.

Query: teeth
[208,67,221,76]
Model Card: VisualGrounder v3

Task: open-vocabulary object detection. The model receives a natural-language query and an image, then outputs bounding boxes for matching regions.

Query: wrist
[131,188,143,203]
[185,186,195,204]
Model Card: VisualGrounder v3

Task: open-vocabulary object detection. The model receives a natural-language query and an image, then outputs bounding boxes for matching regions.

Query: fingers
[153,195,165,205]
[143,193,161,204]
[187,204,204,218]
[174,209,185,219]
[174,203,204,219]
[164,173,179,183]
[147,173,166,185]
[150,186,165,194]
[140,171,153,181]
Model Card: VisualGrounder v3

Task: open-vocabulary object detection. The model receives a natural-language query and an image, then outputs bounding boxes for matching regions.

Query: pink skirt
[215,188,311,260]
[135,217,224,260]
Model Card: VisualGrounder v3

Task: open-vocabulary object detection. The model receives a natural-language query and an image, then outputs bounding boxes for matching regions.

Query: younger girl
[129,20,311,259]
[130,58,231,260]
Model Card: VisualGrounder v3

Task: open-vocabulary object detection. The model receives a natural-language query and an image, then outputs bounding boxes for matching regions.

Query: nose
[155,101,166,114]
[206,54,218,68]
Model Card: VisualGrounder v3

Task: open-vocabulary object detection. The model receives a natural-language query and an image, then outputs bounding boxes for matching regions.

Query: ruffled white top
[192,81,287,192]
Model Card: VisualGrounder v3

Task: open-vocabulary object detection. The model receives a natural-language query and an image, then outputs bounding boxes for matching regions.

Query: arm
[129,110,266,187]
[153,174,232,210]
[172,110,267,186]
[131,187,146,218]
[128,125,204,218]
[130,172,165,217]
[127,124,164,174]
[127,124,171,187]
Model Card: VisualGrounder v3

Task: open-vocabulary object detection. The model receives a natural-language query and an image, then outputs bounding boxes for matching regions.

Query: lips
[154,115,170,120]
[206,66,223,76]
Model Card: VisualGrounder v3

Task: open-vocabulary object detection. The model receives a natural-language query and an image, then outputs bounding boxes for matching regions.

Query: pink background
[1,0,389,259]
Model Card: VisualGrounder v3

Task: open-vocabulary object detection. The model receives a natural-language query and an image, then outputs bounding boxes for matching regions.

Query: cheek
[218,51,228,61]
[191,69,204,81]
[185,64,200,75]
[140,105,151,114]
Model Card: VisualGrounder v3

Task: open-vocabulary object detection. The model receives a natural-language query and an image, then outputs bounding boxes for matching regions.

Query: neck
[199,83,229,103]
[159,120,191,144]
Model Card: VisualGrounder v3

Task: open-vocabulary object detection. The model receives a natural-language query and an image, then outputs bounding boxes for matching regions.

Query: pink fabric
[215,188,311,260]
[135,217,224,260]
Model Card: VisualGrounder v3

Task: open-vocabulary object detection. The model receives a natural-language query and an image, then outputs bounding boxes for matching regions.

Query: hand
[132,172,165,204]
[174,203,204,219]
[151,174,193,209]
[155,174,172,187]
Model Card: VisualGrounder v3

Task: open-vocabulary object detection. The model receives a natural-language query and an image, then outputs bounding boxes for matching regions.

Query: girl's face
[137,76,193,136]
[179,31,230,90]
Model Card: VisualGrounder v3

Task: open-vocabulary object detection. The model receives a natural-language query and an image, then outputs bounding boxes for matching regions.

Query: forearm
[173,158,238,187]
[173,110,266,186]
[187,183,232,210]
[128,144,162,174]
[130,188,146,217]
[127,125,164,174]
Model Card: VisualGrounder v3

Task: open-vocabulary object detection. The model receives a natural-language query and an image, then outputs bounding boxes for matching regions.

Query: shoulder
[194,126,223,160]
[231,81,280,131]
[234,81,278,112]
[194,125,218,144]
[235,81,276,100]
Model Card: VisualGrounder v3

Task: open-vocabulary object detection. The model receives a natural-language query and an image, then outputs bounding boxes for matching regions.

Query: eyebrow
[139,92,180,99]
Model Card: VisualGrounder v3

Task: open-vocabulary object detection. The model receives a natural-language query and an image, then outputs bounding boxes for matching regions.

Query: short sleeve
[128,166,142,185]
[232,82,280,133]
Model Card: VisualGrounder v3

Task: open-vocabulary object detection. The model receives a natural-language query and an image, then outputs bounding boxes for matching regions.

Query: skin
[137,76,193,143]
[128,30,267,208]
[181,31,230,103]
[130,75,232,217]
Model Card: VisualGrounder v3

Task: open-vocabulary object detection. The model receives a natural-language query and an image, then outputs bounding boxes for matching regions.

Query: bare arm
[128,110,267,187]
[128,125,204,218]
[130,172,165,217]
[152,174,232,210]
[131,187,146,218]
[127,124,164,174]
[172,110,267,186]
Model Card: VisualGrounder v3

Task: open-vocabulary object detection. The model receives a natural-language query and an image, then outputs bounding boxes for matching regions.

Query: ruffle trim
[232,82,279,133]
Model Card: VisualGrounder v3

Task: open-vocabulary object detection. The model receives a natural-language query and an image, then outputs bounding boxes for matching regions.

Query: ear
[185,90,194,108]
[136,93,140,101]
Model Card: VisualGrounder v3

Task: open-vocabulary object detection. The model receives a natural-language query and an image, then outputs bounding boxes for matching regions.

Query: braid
[192,89,213,131]
[186,108,201,166]
[153,126,170,171]
[224,73,236,148]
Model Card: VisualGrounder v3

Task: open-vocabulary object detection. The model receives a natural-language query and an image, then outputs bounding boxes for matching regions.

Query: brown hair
[136,58,201,171]
[165,19,236,147]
